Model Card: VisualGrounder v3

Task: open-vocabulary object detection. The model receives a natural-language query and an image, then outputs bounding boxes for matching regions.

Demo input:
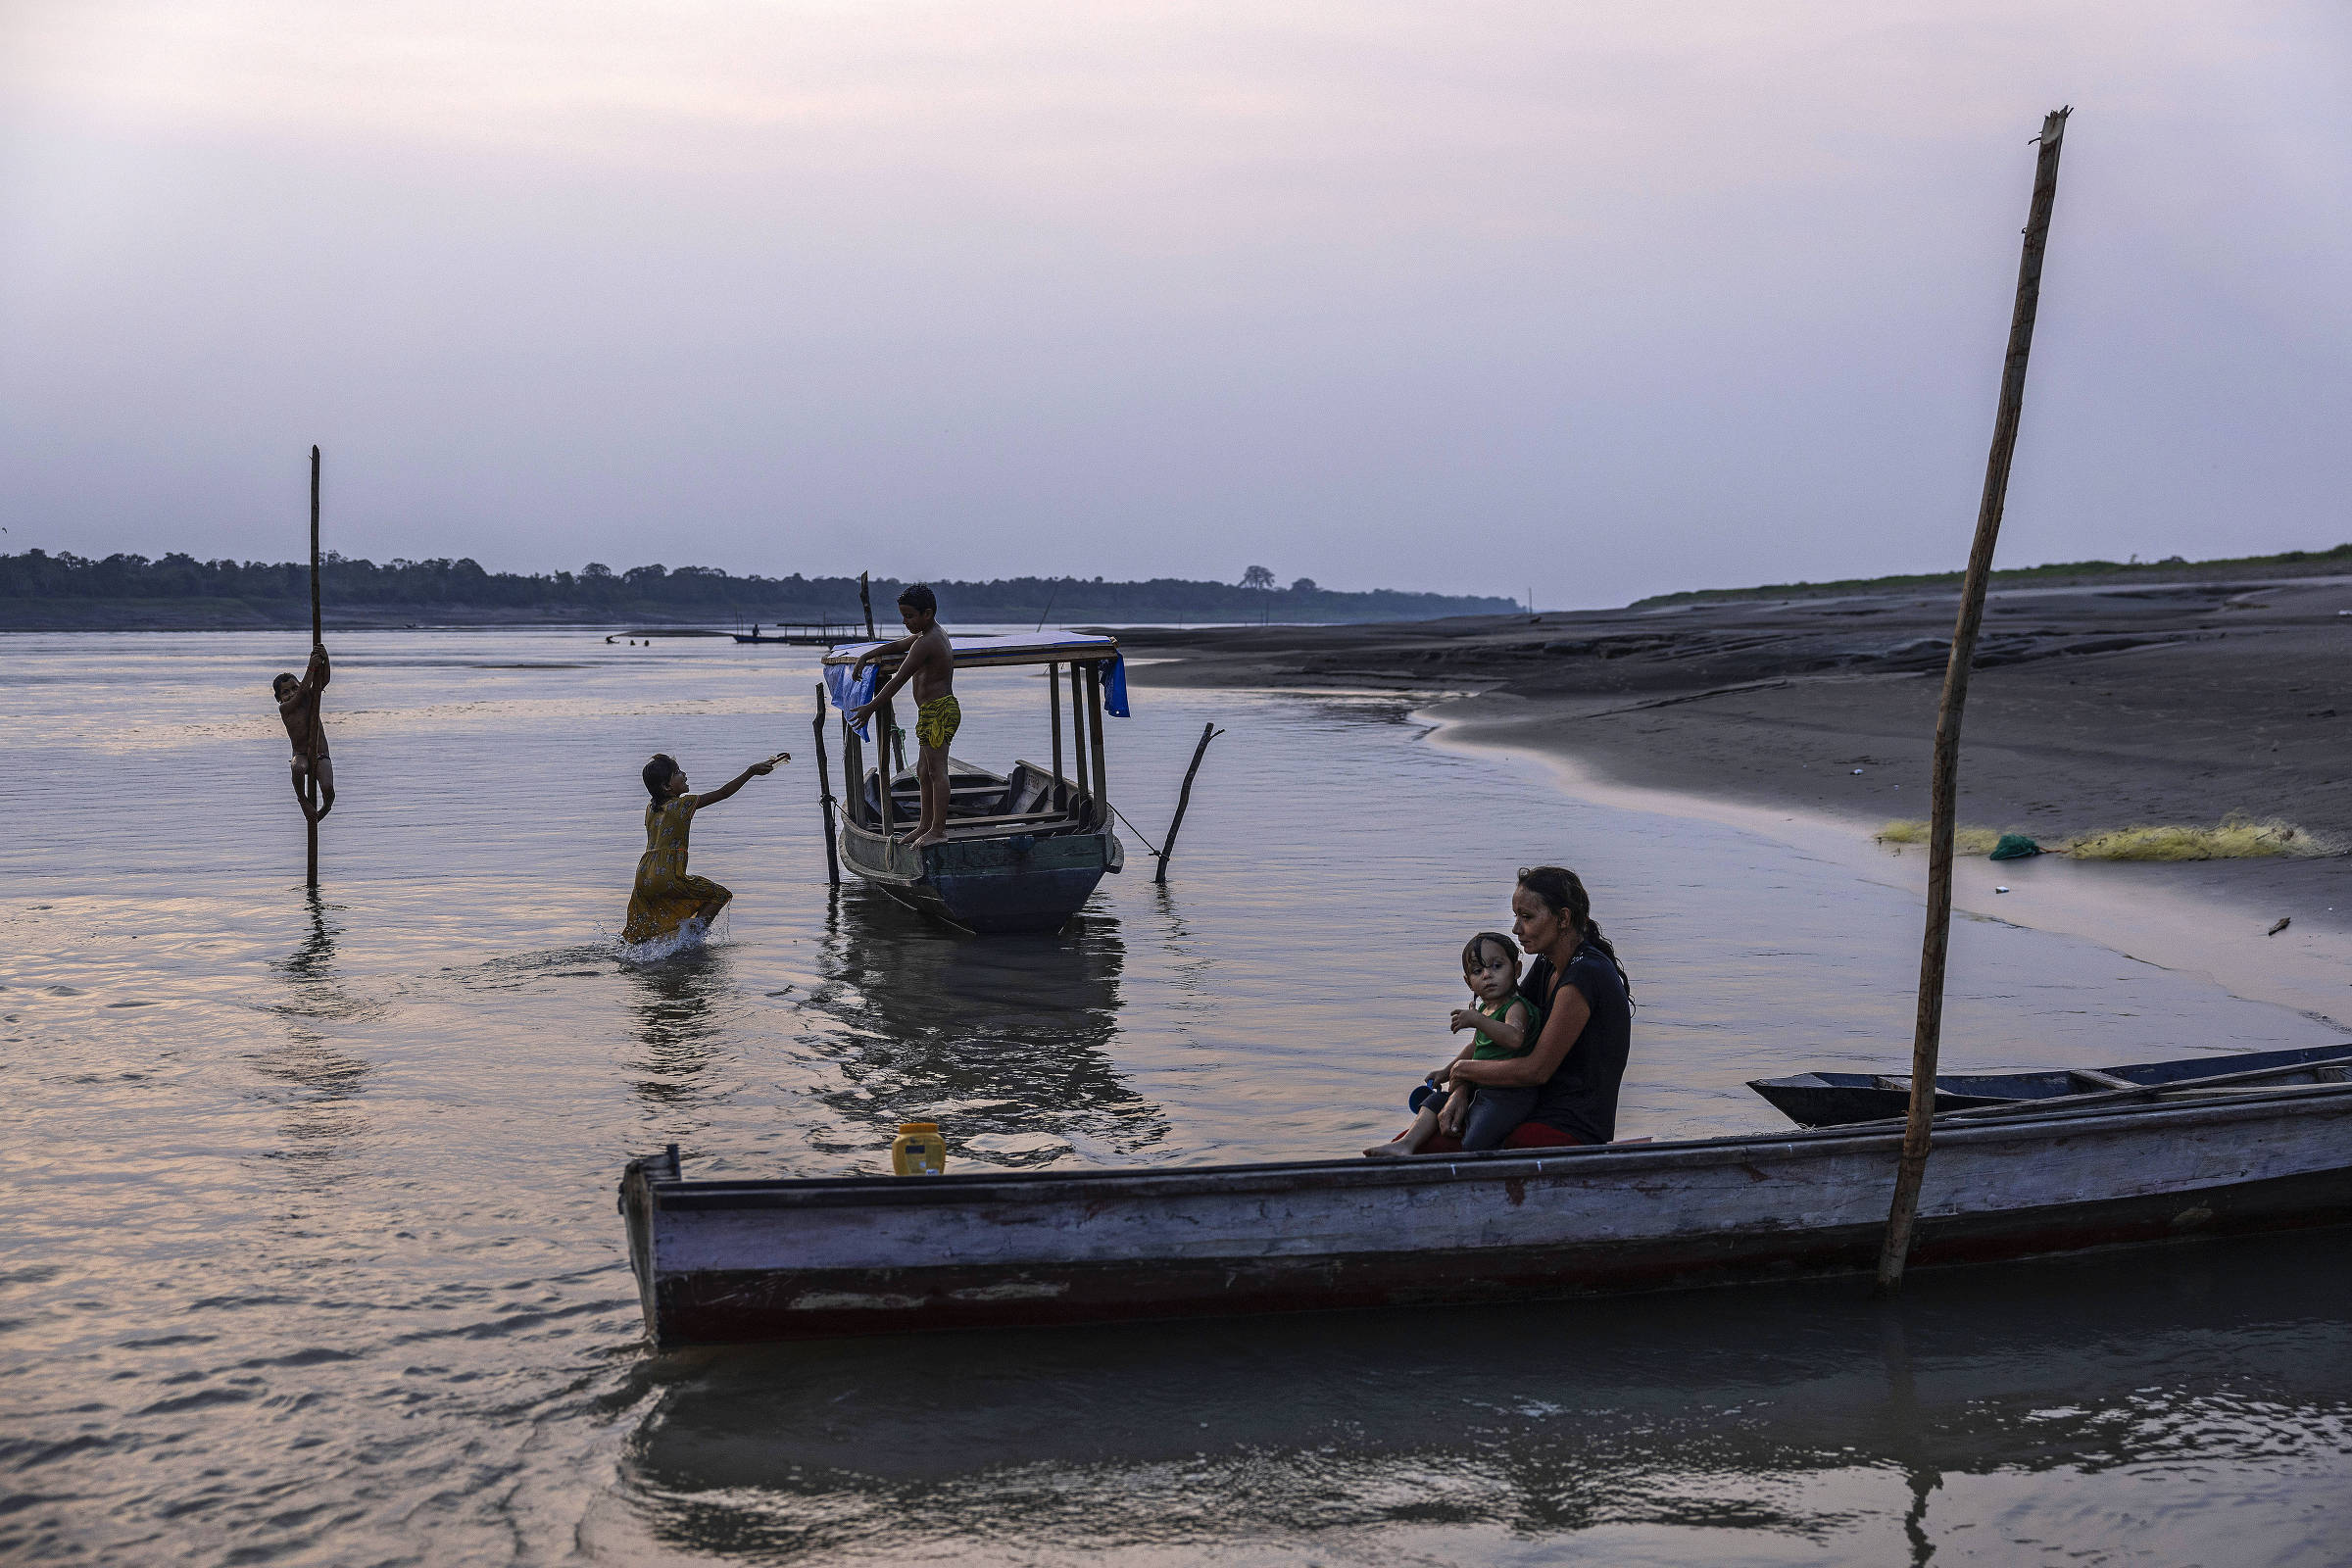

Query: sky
[2,1,2348,609]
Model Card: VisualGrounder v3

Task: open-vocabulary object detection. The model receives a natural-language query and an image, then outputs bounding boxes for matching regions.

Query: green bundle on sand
[1877,814,2336,862]
[2066,816,2327,861]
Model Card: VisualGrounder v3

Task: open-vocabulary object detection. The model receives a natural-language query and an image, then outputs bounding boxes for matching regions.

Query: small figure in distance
[622,751,788,948]
[1364,933,1543,1157]
[272,644,335,823]
[848,583,956,849]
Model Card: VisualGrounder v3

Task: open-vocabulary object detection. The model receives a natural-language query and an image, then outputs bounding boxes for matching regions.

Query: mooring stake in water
[1155,722,1223,885]
[1877,107,2072,1296]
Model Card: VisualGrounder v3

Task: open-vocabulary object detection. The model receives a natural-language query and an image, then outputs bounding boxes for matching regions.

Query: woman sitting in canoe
[622,751,786,949]
[1366,865,1635,1154]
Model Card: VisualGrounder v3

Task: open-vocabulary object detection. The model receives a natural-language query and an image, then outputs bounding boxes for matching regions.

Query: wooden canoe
[1749,1041,2352,1127]
[618,1074,2352,1348]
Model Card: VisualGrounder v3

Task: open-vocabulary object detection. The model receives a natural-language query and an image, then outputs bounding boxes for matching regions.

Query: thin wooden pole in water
[1877,107,2071,1296]
[812,682,840,887]
[1154,721,1221,885]
[858,571,875,639]
[306,445,321,890]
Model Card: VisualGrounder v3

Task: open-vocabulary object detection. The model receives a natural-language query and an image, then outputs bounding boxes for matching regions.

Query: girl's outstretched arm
[687,756,785,810]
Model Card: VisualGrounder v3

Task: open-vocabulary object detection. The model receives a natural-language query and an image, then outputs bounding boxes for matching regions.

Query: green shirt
[1470,993,1542,1060]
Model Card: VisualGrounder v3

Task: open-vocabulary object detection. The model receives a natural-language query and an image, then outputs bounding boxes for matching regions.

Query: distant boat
[819,632,1129,933]
[735,622,864,645]
[618,1062,2352,1347]
[1748,1042,2352,1127]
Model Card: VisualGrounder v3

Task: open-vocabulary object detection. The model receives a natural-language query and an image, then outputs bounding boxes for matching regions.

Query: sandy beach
[1119,571,2352,950]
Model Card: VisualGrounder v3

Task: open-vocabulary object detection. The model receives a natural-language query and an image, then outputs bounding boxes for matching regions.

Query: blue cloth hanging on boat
[1105,654,1131,717]
[822,662,879,740]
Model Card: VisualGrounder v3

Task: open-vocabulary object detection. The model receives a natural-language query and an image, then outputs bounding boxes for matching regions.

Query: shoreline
[1419,704,2352,1033]
[1120,572,2352,1030]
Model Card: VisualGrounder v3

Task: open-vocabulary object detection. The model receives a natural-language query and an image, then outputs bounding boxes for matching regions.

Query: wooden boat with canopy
[819,632,1129,933]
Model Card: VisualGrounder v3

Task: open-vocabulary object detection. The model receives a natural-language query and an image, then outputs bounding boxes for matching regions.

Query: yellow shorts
[914,694,961,752]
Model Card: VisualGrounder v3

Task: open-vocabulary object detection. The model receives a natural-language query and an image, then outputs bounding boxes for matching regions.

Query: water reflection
[627,945,736,1105]
[801,889,1167,1164]
[622,1235,2352,1560]
[257,890,372,1179]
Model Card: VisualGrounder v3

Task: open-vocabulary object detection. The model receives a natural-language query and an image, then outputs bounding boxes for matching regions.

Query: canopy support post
[877,698,896,837]
[842,716,865,829]
[1047,661,1063,811]
[1085,661,1108,825]
[1077,667,1091,827]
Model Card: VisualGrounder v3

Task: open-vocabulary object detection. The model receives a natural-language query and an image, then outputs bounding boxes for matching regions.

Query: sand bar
[1119,571,2352,1025]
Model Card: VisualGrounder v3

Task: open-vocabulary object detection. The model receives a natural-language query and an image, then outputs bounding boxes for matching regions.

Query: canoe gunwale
[631,1079,2352,1213]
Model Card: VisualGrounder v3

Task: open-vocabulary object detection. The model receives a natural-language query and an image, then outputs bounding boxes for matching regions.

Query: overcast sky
[3,1,2347,609]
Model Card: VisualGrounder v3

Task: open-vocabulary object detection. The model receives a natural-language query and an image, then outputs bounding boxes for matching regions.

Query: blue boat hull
[840,821,1120,933]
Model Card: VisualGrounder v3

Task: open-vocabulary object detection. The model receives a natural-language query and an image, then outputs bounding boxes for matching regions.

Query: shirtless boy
[272,644,335,823]
[848,584,956,848]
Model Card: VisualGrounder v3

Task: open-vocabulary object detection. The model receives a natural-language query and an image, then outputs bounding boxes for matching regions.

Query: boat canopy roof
[821,631,1120,670]
[822,630,1131,726]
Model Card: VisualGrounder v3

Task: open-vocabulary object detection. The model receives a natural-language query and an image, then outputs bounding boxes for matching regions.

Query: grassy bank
[1635,543,2352,609]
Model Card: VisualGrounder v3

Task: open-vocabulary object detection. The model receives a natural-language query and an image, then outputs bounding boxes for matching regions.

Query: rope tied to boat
[1106,802,1163,859]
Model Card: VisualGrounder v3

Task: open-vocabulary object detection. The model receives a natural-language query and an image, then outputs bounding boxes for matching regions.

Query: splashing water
[619,913,717,965]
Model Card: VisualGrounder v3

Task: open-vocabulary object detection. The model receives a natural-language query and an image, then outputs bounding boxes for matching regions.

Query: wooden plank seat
[941,810,1083,834]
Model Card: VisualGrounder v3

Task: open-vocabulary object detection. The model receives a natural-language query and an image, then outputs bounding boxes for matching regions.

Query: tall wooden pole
[306,445,321,890]
[858,571,876,639]
[1877,107,2071,1294]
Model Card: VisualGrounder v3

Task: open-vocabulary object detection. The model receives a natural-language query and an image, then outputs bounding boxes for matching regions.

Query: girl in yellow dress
[623,751,787,946]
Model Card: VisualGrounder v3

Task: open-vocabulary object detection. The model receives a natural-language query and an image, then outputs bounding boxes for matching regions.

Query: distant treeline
[1632,543,2352,608]
[0,550,1520,626]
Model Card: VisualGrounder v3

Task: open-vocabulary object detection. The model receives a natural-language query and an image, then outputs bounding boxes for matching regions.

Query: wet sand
[1118,571,2352,939]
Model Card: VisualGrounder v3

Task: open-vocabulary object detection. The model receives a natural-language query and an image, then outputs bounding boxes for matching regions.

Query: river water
[3,629,2347,1566]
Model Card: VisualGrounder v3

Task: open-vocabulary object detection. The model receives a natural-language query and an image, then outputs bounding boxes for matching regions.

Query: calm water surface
[3,630,2347,1565]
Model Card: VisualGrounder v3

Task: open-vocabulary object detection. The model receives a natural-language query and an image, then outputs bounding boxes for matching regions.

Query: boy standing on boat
[849,584,957,848]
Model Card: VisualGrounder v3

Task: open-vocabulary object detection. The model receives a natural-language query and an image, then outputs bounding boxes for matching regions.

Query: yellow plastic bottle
[891,1121,947,1175]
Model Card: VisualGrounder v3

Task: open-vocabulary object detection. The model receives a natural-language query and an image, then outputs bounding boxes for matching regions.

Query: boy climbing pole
[274,644,335,823]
